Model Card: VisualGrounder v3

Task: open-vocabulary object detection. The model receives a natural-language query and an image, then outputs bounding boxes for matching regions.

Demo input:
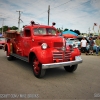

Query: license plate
[75,56,82,60]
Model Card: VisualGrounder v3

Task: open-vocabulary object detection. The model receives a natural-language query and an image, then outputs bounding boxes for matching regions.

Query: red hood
[33,35,64,43]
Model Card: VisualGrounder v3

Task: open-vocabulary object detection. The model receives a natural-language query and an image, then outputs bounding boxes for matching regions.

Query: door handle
[32,39,34,42]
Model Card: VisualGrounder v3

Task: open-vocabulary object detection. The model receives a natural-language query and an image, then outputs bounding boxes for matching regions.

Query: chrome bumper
[42,56,83,69]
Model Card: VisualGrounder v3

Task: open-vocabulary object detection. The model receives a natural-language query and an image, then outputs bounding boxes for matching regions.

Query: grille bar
[53,51,71,61]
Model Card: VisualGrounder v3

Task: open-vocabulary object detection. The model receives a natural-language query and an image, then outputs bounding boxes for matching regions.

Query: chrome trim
[52,51,71,61]
[42,56,83,69]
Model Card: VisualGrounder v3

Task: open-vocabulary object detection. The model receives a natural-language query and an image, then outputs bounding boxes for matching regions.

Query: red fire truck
[4,21,82,78]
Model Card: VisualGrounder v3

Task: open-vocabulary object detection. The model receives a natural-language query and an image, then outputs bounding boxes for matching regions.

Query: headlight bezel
[41,43,48,50]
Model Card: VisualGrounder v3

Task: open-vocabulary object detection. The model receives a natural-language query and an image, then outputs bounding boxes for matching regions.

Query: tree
[11,26,18,30]
[57,28,63,32]
[0,26,18,32]
[3,26,8,32]
[0,28,2,33]
[64,28,68,31]
[70,29,74,32]
[73,30,81,35]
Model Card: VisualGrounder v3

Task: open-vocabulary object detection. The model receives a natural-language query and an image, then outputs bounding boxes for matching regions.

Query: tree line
[0,26,81,35]
[0,26,18,33]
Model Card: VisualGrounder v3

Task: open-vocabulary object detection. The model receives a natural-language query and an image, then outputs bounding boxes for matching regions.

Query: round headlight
[41,43,47,49]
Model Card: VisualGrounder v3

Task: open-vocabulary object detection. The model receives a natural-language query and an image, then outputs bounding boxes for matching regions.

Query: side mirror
[56,31,61,36]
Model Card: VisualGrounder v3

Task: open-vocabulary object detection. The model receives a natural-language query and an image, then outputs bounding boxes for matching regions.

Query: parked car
[66,38,81,49]
[0,36,5,49]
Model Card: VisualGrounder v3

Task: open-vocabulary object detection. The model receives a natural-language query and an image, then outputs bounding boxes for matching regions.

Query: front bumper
[42,56,82,69]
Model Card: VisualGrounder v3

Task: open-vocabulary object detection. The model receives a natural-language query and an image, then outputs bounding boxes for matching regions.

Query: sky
[0,0,100,33]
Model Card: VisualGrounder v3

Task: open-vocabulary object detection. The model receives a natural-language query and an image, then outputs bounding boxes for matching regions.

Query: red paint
[4,21,81,64]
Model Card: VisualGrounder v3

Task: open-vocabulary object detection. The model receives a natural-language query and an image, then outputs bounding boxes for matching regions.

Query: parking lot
[0,49,100,99]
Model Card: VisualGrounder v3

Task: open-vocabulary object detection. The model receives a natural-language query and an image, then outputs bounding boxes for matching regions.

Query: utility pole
[48,5,50,25]
[88,27,91,37]
[2,18,4,35]
[16,11,23,31]
[0,15,4,35]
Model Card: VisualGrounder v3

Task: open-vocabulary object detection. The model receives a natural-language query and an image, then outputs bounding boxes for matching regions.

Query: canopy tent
[63,34,77,38]
[61,30,78,38]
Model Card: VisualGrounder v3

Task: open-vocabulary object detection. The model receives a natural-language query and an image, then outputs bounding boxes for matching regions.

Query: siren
[52,22,56,26]
[31,20,35,26]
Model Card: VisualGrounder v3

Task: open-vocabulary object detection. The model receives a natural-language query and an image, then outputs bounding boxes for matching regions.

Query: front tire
[6,51,13,61]
[64,64,78,72]
[32,57,46,78]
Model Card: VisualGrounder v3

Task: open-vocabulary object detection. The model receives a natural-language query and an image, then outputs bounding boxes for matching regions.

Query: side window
[24,29,31,37]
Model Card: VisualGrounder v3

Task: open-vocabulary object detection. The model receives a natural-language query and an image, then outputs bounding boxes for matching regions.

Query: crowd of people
[80,36,100,56]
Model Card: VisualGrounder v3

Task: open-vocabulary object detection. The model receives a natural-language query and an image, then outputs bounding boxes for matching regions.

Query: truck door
[22,29,32,56]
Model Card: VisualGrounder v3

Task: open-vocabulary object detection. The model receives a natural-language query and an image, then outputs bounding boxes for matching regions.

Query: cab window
[47,28,56,35]
[34,28,46,35]
[34,28,56,35]
[24,29,31,37]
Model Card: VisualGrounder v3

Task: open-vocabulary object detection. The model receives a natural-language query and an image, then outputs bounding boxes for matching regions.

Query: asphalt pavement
[0,49,100,99]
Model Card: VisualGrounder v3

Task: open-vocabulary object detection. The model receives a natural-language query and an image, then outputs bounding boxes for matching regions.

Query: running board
[11,53,28,62]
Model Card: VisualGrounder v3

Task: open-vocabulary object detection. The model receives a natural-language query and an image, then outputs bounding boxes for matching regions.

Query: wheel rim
[33,58,40,75]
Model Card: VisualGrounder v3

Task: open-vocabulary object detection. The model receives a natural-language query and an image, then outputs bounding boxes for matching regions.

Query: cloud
[0,0,100,33]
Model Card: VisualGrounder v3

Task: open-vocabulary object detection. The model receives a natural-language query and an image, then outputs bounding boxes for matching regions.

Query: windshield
[0,37,5,41]
[34,28,56,35]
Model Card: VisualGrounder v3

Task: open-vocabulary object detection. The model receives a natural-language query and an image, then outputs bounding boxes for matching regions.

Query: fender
[71,48,81,60]
[5,43,12,56]
[29,46,53,64]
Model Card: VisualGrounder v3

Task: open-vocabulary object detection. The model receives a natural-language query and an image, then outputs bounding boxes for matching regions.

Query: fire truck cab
[4,21,82,78]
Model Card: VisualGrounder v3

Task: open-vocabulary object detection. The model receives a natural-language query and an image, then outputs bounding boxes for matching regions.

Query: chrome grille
[53,51,71,61]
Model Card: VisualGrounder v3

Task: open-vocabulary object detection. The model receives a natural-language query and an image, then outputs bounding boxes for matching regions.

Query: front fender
[30,46,53,64]
[4,43,11,56]
[71,48,81,60]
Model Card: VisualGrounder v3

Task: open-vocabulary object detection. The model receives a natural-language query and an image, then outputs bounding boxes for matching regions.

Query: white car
[66,38,81,49]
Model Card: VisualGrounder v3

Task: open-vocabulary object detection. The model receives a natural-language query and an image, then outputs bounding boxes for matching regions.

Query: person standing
[81,37,87,54]
[89,37,94,55]
[95,36,100,56]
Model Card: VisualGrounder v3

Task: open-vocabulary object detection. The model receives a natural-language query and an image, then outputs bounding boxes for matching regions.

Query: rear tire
[32,57,46,78]
[64,65,78,72]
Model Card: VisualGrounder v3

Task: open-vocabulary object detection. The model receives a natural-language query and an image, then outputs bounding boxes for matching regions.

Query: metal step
[11,53,28,62]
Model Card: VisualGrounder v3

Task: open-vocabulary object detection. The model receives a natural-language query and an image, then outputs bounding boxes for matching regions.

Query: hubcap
[33,59,40,74]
